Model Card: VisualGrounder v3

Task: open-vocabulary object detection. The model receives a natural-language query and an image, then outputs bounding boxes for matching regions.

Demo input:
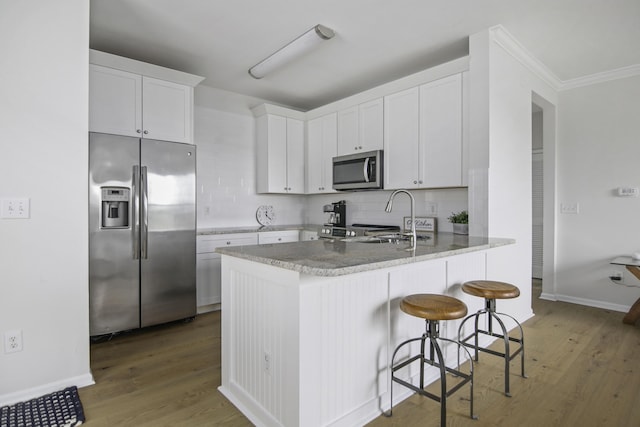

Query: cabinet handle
[419,180,423,184]
[278,238,282,241]
[226,241,231,245]
[413,180,418,184]
[143,130,149,135]
[358,145,363,149]
[136,129,142,134]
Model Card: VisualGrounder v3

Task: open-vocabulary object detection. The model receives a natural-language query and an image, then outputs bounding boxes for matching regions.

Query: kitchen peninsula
[217,234,525,427]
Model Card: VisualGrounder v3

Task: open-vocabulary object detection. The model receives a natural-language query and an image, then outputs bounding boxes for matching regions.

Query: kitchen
[2,1,640,426]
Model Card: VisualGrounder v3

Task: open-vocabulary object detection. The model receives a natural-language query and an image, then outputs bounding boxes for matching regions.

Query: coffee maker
[323,200,347,228]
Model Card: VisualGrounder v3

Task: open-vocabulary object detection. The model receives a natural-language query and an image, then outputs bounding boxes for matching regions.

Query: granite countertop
[216,233,515,277]
[198,224,319,235]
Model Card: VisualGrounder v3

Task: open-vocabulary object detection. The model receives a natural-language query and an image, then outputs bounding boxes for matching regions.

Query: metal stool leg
[387,319,476,424]
[496,310,527,380]
[458,298,526,396]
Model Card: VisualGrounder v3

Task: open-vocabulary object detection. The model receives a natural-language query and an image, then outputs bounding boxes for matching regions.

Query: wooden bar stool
[386,294,477,427]
[458,280,526,397]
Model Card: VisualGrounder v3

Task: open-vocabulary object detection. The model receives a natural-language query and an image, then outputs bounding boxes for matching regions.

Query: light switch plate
[560,202,579,214]
[1,198,30,219]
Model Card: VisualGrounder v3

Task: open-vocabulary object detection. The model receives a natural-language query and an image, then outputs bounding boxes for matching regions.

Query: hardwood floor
[79,282,640,426]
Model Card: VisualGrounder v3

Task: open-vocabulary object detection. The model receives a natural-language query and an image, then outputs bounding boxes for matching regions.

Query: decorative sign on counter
[404,216,437,232]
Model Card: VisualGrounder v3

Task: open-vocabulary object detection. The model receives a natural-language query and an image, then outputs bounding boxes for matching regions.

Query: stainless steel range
[319,223,401,239]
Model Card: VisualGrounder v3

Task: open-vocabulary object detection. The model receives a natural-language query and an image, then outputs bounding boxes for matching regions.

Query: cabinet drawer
[258,230,299,244]
[197,233,258,253]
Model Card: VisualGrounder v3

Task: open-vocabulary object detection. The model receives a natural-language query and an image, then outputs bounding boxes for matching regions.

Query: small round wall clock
[256,205,275,226]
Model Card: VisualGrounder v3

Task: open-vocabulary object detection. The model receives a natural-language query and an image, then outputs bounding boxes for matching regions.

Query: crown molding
[489,25,640,92]
[489,25,563,91]
[561,64,640,90]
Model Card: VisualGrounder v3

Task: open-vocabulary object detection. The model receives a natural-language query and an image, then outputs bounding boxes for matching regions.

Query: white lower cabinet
[300,230,319,241]
[258,230,299,244]
[196,233,258,309]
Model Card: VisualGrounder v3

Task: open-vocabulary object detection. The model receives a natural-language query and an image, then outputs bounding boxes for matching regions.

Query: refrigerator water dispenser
[101,187,130,228]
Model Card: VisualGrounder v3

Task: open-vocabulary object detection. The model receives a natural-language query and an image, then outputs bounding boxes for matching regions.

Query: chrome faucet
[385,189,416,251]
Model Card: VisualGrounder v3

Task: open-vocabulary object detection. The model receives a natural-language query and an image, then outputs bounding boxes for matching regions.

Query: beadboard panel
[300,272,389,426]
[221,257,302,427]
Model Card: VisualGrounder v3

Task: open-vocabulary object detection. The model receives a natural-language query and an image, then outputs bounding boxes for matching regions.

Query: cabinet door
[89,64,142,137]
[307,117,323,193]
[257,114,287,193]
[196,233,258,307]
[306,113,337,193]
[384,87,420,189]
[337,106,359,155]
[286,118,305,193]
[359,98,384,152]
[300,230,319,241]
[419,73,463,187]
[196,253,221,306]
[142,77,193,144]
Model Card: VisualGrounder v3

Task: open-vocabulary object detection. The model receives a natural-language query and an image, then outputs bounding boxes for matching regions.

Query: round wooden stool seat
[462,280,520,300]
[400,294,468,321]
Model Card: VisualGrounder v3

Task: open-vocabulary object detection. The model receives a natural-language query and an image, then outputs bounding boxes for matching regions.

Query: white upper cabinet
[89,50,203,144]
[306,113,337,193]
[89,65,142,138]
[419,73,463,188]
[90,64,193,143]
[384,73,465,190]
[384,87,420,189]
[256,113,305,194]
[337,98,383,156]
[142,76,193,143]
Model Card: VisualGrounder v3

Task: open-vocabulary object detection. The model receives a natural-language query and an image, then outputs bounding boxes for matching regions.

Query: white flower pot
[452,223,468,235]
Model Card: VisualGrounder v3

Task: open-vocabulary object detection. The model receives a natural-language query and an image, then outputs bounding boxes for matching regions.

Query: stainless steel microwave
[332,150,383,191]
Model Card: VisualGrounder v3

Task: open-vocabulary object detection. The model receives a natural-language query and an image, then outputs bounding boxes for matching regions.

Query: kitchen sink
[341,233,431,244]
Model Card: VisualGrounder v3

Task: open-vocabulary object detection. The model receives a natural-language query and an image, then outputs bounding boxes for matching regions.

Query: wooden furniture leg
[623,266,640,325]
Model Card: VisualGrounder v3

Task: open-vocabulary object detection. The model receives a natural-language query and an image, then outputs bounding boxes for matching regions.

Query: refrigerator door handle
[132,165,140,259]
[141,166,149,259]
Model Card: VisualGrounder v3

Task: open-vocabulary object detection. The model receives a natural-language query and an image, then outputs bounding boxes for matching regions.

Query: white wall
[555,75,640,310]
[304,189,468,232]
[468,27,559,320]
[0,0,93,404]
[194,85,307,228]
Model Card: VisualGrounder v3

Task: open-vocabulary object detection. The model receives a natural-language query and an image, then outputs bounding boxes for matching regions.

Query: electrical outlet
[4,330,23,353]
[425,202,438,215]
[560,202,579,214]
[263,352,271,374]
[609,271,624,283]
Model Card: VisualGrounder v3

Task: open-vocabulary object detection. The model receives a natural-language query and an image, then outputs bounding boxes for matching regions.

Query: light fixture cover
[249,24,335,79]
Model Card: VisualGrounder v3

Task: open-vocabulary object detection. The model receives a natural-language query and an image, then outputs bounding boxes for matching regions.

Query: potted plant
[448,210,468,235]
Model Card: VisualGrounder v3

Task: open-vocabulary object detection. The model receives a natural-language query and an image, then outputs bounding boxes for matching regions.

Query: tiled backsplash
[194,102,467,231]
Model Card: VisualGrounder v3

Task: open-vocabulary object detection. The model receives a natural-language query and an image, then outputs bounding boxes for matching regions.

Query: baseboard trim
[540,293,629,313]
[0,373,94,407]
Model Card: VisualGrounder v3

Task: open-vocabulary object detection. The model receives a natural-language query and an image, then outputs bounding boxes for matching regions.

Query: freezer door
[89,133,141,336]
[140,139,196,327]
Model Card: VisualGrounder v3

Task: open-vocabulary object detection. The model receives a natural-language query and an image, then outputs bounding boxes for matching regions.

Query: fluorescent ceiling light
[248,24,335,79]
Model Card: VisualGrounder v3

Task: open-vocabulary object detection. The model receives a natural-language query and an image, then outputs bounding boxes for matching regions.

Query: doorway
[532,103,543,279]
[531,92,557,300]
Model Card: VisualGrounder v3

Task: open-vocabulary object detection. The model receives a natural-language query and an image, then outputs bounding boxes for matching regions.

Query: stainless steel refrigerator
[89,132,196,336]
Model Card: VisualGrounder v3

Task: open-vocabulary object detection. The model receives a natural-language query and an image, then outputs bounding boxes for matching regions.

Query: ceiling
[90,0,640,111]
